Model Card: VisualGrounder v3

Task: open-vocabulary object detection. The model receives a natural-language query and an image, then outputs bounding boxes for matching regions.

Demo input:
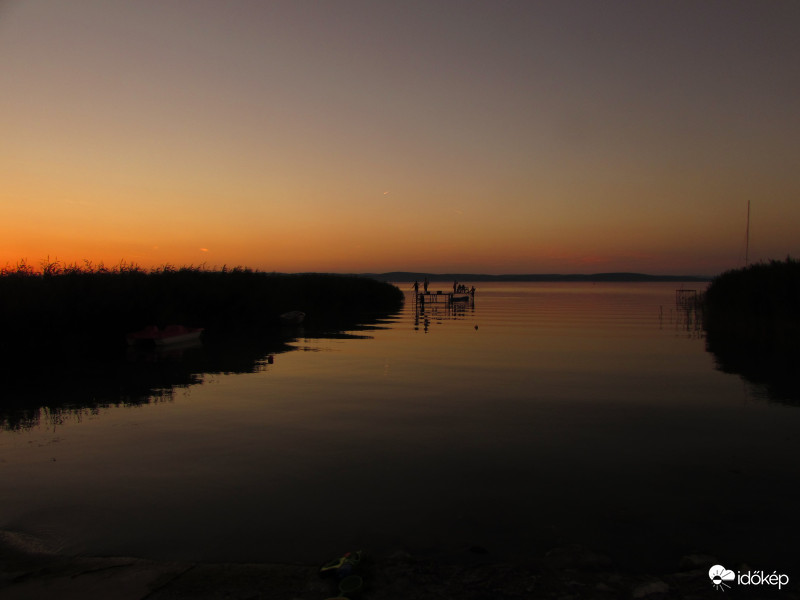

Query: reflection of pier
[667,289,703,338]
[414,277,475,333]
[675,289,698,308]
[413,287,475,332]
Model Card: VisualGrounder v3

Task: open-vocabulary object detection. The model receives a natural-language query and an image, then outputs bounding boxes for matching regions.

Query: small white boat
[127,325,204,346]
[279,310,305,325]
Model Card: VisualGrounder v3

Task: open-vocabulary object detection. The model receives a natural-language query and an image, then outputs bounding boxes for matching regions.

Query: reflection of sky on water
[2,282,799,572]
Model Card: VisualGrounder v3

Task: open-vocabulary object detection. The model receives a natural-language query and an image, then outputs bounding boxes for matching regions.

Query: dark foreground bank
[4,530,786,600]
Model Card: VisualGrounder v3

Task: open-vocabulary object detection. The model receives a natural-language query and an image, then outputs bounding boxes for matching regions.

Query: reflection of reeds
[703,258,800,342]
[0,259,404,354]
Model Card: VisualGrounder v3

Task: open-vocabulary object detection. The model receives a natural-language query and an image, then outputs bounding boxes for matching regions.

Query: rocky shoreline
[3,530,794,599]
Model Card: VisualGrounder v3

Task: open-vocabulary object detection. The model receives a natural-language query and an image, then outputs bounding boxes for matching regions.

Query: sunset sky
[2,1,798,276]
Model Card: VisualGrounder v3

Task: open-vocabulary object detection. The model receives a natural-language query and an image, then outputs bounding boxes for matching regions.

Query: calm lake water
[2,282,799,572]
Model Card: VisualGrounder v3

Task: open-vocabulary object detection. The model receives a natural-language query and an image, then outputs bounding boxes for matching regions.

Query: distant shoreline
[364,272,712,283]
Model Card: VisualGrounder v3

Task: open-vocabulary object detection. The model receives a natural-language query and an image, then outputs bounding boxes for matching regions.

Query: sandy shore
[1,530,793,599]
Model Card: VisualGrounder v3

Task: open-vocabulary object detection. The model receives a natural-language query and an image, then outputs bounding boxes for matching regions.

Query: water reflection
[1,337,288,431]
[658,291,799,404]
[705,330,800,405]
[679,289,800,405]
[0,312,398,431]
[3,282,800,572]
[413,295,475,333]
[660,297,705,339]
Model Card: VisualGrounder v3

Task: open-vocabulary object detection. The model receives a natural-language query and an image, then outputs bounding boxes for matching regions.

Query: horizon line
[359,271,713,282]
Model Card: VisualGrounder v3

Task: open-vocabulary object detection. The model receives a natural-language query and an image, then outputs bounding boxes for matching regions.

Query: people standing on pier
[453,280,458,293]
[423,277,429,292]
[413,280,419,294]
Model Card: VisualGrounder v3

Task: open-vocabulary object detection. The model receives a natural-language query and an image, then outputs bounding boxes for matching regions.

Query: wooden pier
[415,290,474,304]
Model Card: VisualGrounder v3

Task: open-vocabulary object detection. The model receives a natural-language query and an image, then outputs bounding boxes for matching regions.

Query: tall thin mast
[745,200,750,266]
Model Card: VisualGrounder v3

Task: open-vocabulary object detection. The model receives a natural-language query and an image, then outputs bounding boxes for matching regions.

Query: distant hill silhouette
[363,272,712,283]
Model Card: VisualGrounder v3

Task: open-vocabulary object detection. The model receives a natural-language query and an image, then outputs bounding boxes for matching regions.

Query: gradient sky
[2,1,798,275]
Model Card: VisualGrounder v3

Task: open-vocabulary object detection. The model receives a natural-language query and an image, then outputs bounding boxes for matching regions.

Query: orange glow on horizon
[2,2,798,277]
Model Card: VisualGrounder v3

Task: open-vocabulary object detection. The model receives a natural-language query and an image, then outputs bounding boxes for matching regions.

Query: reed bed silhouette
[0,259,404,355]
[703,258,800,403]
[703,257,799,341]
[1,259,404,430]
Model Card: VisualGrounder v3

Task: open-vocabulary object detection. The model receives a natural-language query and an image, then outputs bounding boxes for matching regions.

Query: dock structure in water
[416,291,457,304]
[411,279,476,307]
[414,287,475,305]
